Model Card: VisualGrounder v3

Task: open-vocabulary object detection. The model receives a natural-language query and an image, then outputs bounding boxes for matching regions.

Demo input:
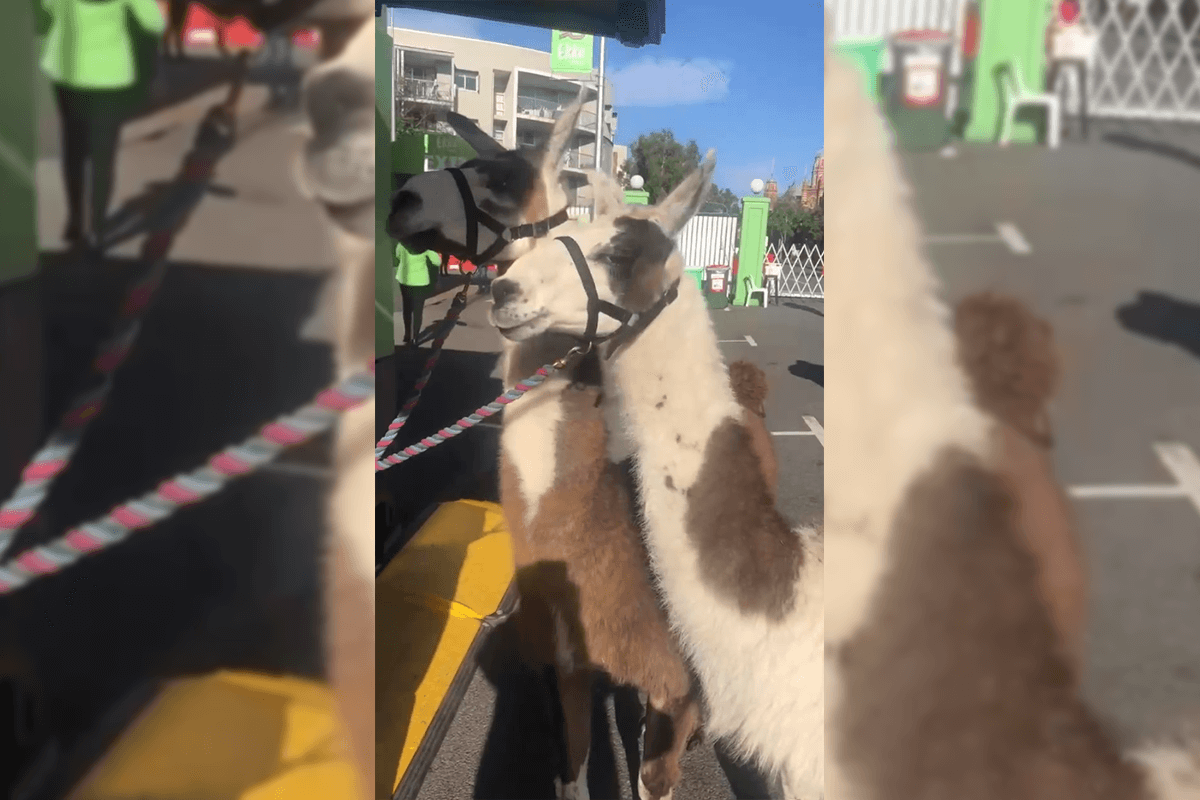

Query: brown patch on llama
[729,360,779,496]
[954,292,1087,679]
[835,446,1148,800]
[685,418,803,621]
[955,292,1058,447]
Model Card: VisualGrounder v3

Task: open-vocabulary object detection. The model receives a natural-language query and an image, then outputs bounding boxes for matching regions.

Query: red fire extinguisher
[961,0,982,61]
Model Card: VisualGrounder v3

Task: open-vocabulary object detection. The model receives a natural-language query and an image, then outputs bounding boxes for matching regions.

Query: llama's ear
[543,86,588,171]
[651,149,716,237]
[446,111,506,158]
[587,170,624,217]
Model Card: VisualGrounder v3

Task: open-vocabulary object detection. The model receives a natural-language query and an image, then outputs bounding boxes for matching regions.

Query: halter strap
[447,167,570,264]
[554,235,681,358]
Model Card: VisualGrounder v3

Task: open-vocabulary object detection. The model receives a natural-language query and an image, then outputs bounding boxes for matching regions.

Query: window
[492,122,505,142]
[454,70,479,92]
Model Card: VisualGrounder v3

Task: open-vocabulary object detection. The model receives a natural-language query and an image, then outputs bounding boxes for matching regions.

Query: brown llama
[953,291,1088,680]
[389,100,782,799]
[824,25,1199,800]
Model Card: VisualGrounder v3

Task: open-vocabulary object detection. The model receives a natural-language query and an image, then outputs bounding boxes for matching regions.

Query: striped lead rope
[375,346,587,472]
[0,365,375,596]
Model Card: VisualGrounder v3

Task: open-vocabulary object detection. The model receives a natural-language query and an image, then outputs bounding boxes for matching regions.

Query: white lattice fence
[768,242,824,300]
[1084,0,1200,121]
[677,214,740,272]
[828,0,961,41]
[567,205,593,222]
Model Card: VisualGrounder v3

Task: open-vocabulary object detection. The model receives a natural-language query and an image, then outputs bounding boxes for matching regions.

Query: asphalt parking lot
[380,288,823,800]
[900,119,1200,744]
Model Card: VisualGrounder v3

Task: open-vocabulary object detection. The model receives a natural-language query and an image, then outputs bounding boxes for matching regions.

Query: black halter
[555,235,681,359]
[446,167,571,265]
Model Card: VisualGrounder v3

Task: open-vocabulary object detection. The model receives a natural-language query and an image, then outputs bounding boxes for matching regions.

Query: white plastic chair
[744,276,769,308]
[997,62,1061,149]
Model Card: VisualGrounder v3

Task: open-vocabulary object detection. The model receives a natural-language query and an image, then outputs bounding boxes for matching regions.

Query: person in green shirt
[34,0,166,252]
[395,242,442,346]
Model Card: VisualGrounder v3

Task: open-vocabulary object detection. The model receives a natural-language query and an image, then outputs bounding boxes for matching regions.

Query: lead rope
[373,271,474,463]
[375,347,586,472]
[0,58,251,562]
[0,364,374,596]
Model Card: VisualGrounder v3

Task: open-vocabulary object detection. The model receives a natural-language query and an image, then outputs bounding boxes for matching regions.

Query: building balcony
[561,150,597,171]
[398,78,455,106]
[514,94,598,130]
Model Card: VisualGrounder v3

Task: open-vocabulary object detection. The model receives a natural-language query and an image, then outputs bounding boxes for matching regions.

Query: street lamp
[750,178,764,195]
[630,174,644,189]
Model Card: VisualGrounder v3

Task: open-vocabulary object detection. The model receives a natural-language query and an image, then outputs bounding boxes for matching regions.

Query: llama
[291,7,376,794]
[486,155,824,798]
[823,31,1199,800]
[390,100,779,799]
[953,291,1088,679]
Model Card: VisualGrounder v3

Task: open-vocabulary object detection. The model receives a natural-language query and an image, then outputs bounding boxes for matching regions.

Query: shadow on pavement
[0,248,333,797]
[788,360,824,388]
[1116,290,1200,360]
[1103,133,1200,171]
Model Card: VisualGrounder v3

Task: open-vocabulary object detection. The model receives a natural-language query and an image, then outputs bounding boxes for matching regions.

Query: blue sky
[388,0,823,197]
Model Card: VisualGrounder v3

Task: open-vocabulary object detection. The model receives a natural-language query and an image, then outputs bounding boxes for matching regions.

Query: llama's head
[488,151,716,343]
[387,88,586,265]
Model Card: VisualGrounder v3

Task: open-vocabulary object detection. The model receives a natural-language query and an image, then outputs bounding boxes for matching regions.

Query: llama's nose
[491,278,519,309]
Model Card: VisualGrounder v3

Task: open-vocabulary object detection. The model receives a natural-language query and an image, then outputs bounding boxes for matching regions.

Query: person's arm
[125,0,166,35]
[427,251,442,267]
[31,0,52,38]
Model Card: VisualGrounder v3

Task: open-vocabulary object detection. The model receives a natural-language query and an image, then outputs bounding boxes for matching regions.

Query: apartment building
[390,26,627,204]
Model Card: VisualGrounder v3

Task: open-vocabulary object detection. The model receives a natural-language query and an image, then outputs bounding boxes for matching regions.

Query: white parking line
[923,222,1031,256]
[769,417,824,447]
[1067,442,1200,517]
[996,221,1032,255]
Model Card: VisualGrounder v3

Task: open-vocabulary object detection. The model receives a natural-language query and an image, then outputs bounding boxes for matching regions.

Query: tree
[703,186,741,215]
[767,196,823,248]
[618,129,703,205]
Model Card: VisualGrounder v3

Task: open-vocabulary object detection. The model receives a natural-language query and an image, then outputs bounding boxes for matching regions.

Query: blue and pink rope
[0,365,374,595]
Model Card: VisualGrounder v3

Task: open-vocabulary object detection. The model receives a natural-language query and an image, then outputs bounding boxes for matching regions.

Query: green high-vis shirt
[395,243,440,288]
[35,0,166,90]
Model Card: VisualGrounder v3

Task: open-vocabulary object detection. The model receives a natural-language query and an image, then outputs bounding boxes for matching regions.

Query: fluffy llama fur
[292,10,376,795]
[489,159,823,798]
[953,292,1088,678]
[823,26,1200,800]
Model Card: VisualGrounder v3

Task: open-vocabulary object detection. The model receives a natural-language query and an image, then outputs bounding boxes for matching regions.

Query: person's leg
[399,284,415,345]
[53,87,88,244]
[84,92,127,246]
[411,289,427,344]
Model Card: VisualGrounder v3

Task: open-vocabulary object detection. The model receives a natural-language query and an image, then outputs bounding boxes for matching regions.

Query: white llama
[485,153,824,799]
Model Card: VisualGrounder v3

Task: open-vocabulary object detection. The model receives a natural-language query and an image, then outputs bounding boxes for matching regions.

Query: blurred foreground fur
[953,292,1088,679]
[823,17,1200,800]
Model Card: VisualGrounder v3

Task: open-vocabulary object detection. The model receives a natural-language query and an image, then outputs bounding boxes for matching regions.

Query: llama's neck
[823,48,990,646]
[499,335,574,527]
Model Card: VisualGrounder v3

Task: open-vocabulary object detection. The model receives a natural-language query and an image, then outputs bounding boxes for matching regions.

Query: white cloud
[390,8,483,40]
[609,58,733,107]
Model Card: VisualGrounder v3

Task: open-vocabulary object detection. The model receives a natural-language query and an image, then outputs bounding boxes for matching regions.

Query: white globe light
[750,178,764,194]
[630,174,645,189]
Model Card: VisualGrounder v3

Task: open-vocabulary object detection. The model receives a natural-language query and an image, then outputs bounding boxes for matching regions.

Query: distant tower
[764,178,779,209]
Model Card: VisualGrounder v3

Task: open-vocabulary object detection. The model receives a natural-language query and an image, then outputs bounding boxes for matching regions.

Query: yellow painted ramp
[70,670,360,799]
[375,499,515,800]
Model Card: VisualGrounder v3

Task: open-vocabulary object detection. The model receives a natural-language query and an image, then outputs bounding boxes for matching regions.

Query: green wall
[0,0,40,286]
[965,0,1052,144]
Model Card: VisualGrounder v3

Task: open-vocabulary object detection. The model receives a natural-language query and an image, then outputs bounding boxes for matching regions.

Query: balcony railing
[399,78,455,105]
[562,151,596,170]
[515,94,597,129]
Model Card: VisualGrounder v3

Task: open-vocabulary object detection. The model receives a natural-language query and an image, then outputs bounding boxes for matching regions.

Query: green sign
[551,30,594,74]
[392,132,477,175]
